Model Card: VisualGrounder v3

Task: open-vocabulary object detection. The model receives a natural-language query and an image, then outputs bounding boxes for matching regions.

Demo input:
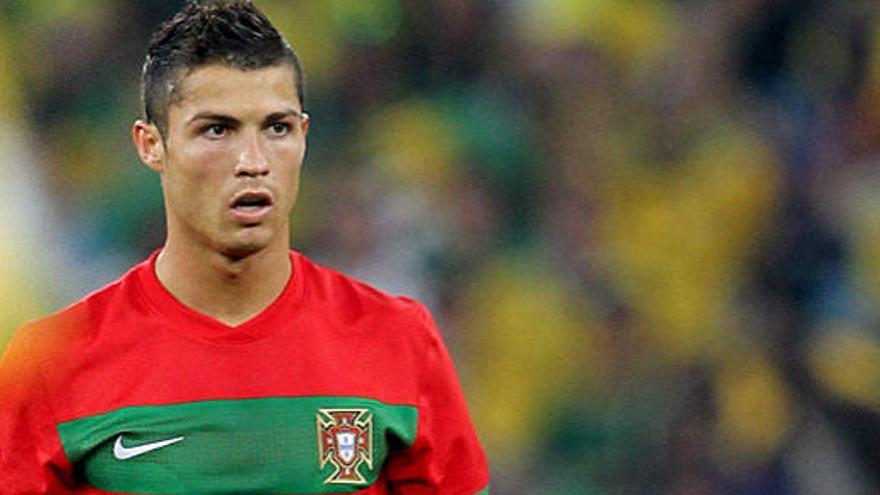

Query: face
[134,63,308,259]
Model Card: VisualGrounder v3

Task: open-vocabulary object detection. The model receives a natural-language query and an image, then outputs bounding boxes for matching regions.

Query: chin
[221,245,263,260]
[219,231,273,260]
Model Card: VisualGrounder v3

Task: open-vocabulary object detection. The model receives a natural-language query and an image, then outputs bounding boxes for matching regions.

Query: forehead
[168,64,300,122]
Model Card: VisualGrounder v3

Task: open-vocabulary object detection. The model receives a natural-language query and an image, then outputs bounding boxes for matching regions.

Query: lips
[229,189,275,224]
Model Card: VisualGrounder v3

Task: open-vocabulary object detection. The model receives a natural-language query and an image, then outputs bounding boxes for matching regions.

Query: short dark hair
[141,0,305,136]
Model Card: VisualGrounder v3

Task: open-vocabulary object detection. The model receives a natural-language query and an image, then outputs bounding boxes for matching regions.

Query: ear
[300,112,310,137]
[132,120,166,173]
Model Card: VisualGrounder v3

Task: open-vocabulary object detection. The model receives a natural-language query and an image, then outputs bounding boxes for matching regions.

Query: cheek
[172,144,230,182]
[270,146,303,211]
[165,148,230,207]
[272,142,305,177]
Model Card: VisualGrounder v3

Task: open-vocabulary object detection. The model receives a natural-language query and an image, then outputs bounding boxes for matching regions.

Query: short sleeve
[0,325,74,493]
[382,305,490,494]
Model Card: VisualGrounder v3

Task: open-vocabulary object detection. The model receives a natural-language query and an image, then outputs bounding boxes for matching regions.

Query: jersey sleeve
[0,325,75,492]
[383,304,490,494]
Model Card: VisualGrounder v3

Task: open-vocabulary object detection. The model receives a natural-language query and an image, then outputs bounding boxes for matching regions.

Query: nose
[235,131,269,177]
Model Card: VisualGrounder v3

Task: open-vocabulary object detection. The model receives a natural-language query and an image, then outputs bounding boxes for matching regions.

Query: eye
[203,123,228,139]
[268,122,291,137]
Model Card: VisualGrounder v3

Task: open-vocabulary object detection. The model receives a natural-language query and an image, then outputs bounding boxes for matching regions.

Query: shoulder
[296,252,425,314]
[4,259,147,359]
[294,252,437,341]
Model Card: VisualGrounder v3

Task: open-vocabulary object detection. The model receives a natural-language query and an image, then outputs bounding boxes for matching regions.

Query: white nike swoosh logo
[113,435,185,460]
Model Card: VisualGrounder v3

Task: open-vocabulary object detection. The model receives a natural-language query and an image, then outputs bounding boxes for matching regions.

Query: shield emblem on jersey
[317,408,373,484]
[337,431,356,463]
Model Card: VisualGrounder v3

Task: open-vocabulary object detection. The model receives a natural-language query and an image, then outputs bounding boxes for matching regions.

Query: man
[0,1,490,493]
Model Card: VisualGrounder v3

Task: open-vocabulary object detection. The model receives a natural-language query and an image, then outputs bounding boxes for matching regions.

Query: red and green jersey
[0,250,489,494]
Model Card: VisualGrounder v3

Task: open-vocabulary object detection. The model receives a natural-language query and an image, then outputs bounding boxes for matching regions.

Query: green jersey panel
[56,396,418,494]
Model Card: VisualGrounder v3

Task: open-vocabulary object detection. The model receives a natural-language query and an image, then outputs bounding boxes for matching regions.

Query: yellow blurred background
[2,1,879,492]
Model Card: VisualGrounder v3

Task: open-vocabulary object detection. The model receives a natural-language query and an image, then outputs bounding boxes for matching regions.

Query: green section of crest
[56,396,417,494]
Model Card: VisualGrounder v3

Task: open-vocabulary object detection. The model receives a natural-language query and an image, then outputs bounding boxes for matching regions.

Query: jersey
[0,250,490,494]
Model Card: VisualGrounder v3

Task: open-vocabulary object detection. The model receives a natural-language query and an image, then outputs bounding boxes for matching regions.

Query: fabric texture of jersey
[0,250,490,494]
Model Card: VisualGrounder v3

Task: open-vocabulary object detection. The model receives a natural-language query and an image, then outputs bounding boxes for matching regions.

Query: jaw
[219,225,277,260]
[220,188,297,259]
[218,207,296,261]
[163,206,281,264]
[161,181,297,263]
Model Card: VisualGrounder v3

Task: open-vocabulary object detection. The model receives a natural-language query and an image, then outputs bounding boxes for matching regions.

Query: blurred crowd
[2,0,880,493]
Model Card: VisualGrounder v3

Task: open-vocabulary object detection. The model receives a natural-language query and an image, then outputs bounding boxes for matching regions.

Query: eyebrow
[187,112,238,128]
[262,109,304,125]
[187,109,304,127]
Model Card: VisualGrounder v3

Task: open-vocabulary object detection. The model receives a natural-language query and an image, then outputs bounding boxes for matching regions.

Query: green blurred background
[2,0,880,493]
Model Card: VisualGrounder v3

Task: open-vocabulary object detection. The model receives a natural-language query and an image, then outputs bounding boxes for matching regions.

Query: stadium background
[1,0,880,493]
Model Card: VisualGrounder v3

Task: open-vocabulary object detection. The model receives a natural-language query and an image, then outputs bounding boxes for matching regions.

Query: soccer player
[0,1,490,493]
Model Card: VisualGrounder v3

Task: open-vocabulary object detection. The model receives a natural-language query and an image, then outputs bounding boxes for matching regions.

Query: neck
[155,239,291,327]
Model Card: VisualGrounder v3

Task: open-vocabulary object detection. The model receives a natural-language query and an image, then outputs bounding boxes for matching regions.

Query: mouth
[228,189,275,224]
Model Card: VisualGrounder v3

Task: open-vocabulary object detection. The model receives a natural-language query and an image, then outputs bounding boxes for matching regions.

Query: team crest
[317,408,374,484]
